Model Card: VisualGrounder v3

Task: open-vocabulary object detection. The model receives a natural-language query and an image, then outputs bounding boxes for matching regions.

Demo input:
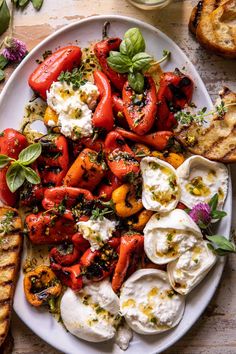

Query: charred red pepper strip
[0,129,28,206]
[123,76,157,135]
[42,186,94,210]
[112,233,144,293]
[80,237,120,282]
[115,127,173,152]
[50,243,80,266]
[37,134,69,188]
[28,46,82,100]
[94,38,127,91]
[71,232,90,253]
[51,263,83,291]
[96,171,122,201]
[112,93,129,129]
[104,131,140,181]
[92,70,114,132]
[81,137,104,152]
[156,70,194,131]
[26,212,76,245]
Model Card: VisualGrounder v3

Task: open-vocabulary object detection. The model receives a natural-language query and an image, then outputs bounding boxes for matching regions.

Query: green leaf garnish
[132,52,153,71]
[0,0,10,36]
[58,67,87,90]
[18,142,42,165]
[6,163,25,193]
[128,72,144,93]
[23,166,41,184]
[107,52,132,73]
[206,235,236,255]
[31,0,44,10]
[91,207,113,220]
[120,28,145,58]
[0,155,13,168]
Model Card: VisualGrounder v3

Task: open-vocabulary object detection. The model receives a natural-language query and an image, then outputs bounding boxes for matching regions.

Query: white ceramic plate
[0,15,232,354]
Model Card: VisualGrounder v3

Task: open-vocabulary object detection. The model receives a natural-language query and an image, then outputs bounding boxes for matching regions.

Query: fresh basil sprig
[0,143,42,193]
[107,28,170,93]
[0,0,10,36]
[207,235,236,256]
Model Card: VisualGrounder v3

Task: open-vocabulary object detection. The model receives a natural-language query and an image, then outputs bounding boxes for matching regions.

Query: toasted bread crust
[189,0,236,58]
[175,87,236,162]
[0,207,22,347]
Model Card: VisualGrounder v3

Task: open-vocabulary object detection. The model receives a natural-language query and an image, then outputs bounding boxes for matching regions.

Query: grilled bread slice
[189,0,236,58]
[175,87,236,163]
[0,207,22,347]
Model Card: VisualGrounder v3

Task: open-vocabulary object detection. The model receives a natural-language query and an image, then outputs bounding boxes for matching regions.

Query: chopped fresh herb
[58,67,87,90]
[91,207,113,220]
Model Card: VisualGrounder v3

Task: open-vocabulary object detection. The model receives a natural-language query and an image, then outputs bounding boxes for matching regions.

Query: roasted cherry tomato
[0,129,28,206]
[94,38,127,91]
[104,131,139,180]
[123,76,157,135]
[28,46,82,99]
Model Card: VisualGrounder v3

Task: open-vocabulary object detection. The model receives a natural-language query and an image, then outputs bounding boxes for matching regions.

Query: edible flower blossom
[189,202,211,228]
[2,36,27,62]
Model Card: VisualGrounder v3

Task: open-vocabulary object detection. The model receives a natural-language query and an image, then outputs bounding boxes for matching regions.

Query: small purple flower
[2,37,27,63]
[189,202,211,227]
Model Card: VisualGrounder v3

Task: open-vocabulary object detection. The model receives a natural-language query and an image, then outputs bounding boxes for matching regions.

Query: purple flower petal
[2,37,27,63]
[189,202,211,226]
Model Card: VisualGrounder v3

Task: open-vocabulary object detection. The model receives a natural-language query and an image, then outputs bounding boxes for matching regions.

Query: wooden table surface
[1,0,236,353]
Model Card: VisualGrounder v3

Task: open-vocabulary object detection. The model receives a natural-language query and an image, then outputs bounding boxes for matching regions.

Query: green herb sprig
[175,101,236,126]
[0,143,42,192]
[58,67,87,90]
[107,28,170,93]
[91,207,113,220]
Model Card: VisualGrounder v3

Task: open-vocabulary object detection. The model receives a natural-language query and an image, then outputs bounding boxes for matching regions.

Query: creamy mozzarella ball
[167,241,217,295]
[140,157,180,213]
[77,217,116,251]
[120,269,185,334]
[144,209,203,264]
[176,155,228,209]
[115,321,133,351]
[60,280,120,342]
[46,81,99,140]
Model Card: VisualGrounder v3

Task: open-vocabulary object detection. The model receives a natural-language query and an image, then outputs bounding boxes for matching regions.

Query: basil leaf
[128,72,144,93]
[23,166,41,184]
[107,52,132,74]
[0,55,8,70]
[18,143,42,165]
[211,210,227,220]
[6,163,25,193]
[31,0,44,10]
[19,0,30,7]
[0,0,10,36]
[120,28,145,58]
[0,155,12,168]
[208,193,218,211]
[207,235,236,253]
[0,69,5,82]
[132,52,153,71]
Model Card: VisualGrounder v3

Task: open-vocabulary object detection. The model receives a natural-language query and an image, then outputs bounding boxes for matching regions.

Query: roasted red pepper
[37,134,69,188]
[115,127,173,151]
[112,93,129,129]
[26,212,76,245]
[51,263,83,291]
[112,233,144,293]
[80,237,120,282]
[92,70,114,132]
[104,131,140,180]
[42,186,94,220]
[81,137,104,152]
[156,69,194,131]
[71,232,90,253]
[0,129,28,206]
[94,38,127,91]
[96,170,122,201]
[123,76,157,135]
[50,243,80,266]
[28,46,82,100]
